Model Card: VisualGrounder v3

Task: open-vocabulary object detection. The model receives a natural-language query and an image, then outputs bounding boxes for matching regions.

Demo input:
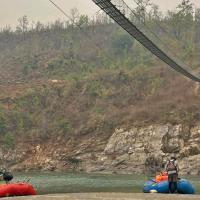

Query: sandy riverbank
[2,193,200,200]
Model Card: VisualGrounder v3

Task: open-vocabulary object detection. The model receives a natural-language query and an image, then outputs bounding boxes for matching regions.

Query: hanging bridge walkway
[92,0,200,82]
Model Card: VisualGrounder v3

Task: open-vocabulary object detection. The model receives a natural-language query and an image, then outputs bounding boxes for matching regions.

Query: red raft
[0,183,37,197]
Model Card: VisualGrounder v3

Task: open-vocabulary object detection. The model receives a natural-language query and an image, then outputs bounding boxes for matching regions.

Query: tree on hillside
[77,15,89,28]
[194,8,200,43]
[69,8,80,27]
[35,21,44,33]
[177,0,194,16]
[16,15,29,39]
[133,0,151,24]
[112,31,133,56]
[166,0,194,41]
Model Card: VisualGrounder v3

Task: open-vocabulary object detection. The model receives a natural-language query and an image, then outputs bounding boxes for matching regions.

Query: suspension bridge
[92,0,200,82]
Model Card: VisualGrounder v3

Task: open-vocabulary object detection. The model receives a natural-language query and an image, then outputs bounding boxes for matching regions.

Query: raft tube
[143,179,195,194]
[0,183,37,197]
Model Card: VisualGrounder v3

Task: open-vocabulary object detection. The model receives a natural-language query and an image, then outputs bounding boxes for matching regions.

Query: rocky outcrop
[1,124,200,175]
[93,124,200,175]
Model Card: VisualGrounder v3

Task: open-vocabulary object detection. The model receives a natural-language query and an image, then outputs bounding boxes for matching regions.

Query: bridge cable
[92,0,200,82]
[131,0,193,59]
[121,0,191,73]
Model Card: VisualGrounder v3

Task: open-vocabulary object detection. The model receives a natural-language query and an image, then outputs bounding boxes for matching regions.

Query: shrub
[3,133,15,149]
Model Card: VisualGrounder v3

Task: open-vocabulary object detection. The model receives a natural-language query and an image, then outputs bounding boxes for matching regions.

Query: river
[12,172,200,195]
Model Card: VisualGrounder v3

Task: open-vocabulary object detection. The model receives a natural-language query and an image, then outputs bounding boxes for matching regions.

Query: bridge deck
[92,0,200,82]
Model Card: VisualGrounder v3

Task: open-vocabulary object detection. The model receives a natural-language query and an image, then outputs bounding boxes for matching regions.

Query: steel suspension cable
[92,0,200,82]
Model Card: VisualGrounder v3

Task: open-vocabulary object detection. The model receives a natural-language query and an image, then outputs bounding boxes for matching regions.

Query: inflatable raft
[0,183,37,197]
[143,178,195,194]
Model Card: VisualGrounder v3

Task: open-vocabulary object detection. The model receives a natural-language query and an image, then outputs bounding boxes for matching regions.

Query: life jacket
[166,160,177,174]
[156,174,168,183]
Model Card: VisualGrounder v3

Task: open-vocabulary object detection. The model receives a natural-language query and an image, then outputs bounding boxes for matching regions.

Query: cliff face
[1,124,200,175]
[100,124,200,175]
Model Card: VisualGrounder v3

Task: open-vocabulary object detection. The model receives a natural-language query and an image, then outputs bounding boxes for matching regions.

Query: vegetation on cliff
[0,0,200,150]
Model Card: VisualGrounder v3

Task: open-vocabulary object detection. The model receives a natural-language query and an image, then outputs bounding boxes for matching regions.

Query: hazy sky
[0,0,200,28]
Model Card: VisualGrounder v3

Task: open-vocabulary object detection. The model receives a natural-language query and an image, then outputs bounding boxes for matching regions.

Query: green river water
[12,172,200,195]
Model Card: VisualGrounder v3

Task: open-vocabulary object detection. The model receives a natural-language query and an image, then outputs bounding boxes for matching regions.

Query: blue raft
[143,179,195,194]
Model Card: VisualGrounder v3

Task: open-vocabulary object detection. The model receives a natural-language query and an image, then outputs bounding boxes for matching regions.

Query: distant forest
[0,0,200,149]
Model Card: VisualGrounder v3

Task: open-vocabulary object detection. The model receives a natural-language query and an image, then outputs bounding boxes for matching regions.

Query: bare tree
[133,0,151,24]
[16,15,29,39]
[70,8,80,27]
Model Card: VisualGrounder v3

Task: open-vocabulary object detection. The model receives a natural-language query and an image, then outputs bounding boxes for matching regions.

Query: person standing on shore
[165,156,179,193]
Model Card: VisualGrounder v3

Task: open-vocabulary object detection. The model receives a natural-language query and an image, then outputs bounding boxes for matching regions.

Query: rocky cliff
[100,124,200,175]
[1,124,200,175]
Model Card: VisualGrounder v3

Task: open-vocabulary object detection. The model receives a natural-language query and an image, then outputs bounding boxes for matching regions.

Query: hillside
[0,2,200,173]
